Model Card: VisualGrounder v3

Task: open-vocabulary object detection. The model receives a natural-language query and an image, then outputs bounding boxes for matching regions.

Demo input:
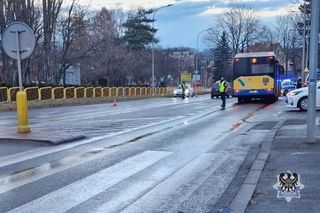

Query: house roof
[235,52,276,58]
[247,43,282,52]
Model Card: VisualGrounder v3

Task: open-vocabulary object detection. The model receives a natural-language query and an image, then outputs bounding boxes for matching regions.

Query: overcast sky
[79,0,299,49]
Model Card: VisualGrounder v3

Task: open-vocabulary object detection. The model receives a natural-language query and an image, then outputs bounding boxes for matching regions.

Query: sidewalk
[244,119,320,212]
[214,118,320,213]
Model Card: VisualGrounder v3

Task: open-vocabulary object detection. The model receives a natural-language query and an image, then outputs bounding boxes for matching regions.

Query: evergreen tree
[214,31,232,81]
[122,8,158,50]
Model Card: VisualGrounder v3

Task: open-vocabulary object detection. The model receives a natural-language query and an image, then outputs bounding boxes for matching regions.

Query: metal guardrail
[0,86,196,103]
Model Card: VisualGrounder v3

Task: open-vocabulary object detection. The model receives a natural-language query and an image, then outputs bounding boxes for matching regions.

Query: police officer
[219,77,227,109]
[181,81,186,99]
[296,77,302,89]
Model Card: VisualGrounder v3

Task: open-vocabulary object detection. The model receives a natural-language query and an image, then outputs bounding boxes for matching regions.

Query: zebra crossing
[0,132,257,213]
[0,100,272,213]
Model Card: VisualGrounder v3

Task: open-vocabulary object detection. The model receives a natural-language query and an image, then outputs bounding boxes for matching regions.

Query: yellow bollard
[16,91,30,133]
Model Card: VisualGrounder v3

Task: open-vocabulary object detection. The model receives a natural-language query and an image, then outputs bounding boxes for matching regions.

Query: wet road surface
[0,96,290,212]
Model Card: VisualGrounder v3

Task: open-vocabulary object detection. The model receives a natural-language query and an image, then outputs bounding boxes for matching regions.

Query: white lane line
[1,96,210,123]
[8,151,172,213]
[0,98,235,169]
[0,116,183,168]
[93,153,226,213]
[121,153,229,213]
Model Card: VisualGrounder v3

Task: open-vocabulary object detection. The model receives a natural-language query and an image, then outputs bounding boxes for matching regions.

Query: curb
[0,134,86,145]
[229,120,284,213]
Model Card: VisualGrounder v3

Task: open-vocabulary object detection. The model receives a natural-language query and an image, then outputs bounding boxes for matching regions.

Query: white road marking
[8,151,172,213]
[0,116,183,168]
[93,153,226,213]
[0,148,119,195]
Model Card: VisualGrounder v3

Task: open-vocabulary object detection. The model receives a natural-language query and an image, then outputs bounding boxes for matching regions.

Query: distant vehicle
[286,82,320,111]
[232,52,283,103]
[173,84,194,97]
[281,79,295,96]
[211,81,231,99]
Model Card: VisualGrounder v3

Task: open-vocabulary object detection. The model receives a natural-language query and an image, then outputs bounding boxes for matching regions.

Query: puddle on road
[0,130,161,192]
[0,146,120,193]
[224,104,270,134]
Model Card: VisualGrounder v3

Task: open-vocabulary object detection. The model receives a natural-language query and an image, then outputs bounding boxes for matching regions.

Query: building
[169,48,195,72]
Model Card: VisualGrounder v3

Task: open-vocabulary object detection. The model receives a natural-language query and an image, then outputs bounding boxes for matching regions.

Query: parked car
[281,79,295,96]
[211,81,231,99]
[173,84,194,97]
[286,82,320,111]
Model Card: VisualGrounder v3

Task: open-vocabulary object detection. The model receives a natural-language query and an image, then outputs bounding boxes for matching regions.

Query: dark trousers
[220,92,226,108]
[182,90,185,99]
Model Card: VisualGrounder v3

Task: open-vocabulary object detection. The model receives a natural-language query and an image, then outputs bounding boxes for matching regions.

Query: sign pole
[2,22,35,134]
[307,0,319,143]
[14,29,30,133]
[15,30,23,91]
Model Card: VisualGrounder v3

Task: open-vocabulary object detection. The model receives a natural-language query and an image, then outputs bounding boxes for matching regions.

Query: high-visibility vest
[219,81,226,93]
[181,83,186,90]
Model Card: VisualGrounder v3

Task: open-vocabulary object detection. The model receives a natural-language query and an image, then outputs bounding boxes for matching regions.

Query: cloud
[79,0,176,11]
[200,7,229,16]
[200,3,300,19]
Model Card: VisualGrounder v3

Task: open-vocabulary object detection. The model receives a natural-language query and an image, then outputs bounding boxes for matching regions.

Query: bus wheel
[266,96,275,103]
[238,97,243,104]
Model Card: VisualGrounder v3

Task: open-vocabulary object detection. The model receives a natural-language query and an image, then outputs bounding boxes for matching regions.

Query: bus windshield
[234,57,275,77]
[252,64,273,74]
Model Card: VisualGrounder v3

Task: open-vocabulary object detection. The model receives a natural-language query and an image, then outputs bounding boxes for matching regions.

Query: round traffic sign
[2,22,35,60]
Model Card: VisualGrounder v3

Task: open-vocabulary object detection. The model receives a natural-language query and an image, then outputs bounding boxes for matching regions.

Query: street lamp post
[151,4,173,90]
[302,1,307,81]
[307,0,319,143]
[195,28,213,87]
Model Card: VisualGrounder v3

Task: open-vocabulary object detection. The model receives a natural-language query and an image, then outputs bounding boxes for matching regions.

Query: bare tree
[57,0,88,85]
[274,15,302,75]
[42,0,63,84]
[218,4,261,55]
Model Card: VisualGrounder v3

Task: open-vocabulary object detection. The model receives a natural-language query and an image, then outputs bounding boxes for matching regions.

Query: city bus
[232,52,283,104]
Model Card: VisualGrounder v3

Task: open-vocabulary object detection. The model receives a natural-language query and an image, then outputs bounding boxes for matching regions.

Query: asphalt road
[0,95,293,212]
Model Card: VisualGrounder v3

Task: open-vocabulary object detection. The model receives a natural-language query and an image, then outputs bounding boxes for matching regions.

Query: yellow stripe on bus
[233,75,274,90]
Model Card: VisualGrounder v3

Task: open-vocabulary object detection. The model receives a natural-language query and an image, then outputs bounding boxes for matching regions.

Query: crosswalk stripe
[120,153,229,213]
[91,153,225,213]
[8,151,172,213]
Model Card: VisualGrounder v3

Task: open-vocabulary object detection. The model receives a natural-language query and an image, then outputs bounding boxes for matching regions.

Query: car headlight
[173,91,177,94]
[287,91,302,96]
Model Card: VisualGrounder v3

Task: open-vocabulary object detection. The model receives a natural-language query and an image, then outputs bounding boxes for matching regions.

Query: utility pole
[151,4,173,92]
[307,0,319,143]
[302,0,307,81]
[195,28,213,85]
[284,36,288,78]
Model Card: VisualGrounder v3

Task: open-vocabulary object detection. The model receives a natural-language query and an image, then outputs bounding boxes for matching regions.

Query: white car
[286,83,320,111]
[173,84,194,97]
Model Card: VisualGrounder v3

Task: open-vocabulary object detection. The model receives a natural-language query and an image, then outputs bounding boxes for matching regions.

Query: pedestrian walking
[219,77,227,109]
[296,77,302,89]
[181,81,186,100]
